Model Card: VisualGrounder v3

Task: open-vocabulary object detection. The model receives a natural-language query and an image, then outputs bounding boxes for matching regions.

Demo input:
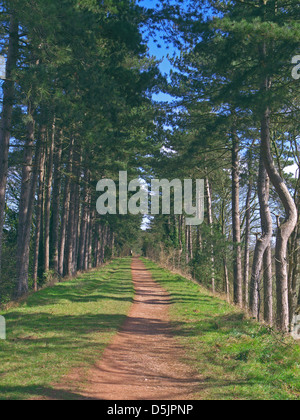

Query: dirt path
[70,258,200,400]
[47,258,201,400]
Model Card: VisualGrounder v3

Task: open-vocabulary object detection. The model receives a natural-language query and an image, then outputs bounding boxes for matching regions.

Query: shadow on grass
[0,385,97,400]
[0,259,135,400]
[24,267,134,308]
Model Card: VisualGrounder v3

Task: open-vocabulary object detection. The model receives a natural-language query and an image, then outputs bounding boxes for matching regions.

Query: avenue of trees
[0,0,299,334]
[0,0,161,300]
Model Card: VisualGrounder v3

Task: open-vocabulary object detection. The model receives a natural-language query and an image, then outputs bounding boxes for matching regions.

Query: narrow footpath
[74,257,201,400]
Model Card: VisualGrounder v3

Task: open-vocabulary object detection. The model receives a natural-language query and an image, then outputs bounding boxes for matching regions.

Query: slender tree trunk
[205,177,215,293]
[73,185,80,273]
[84,201,91,271]
[189,225,193,261]
[50,131,62,272]
[16,107,37,295]
[231,133,243,307]
[72,157,81,274]
[261,108,298,333]
[65,147,79,277]
[97,225,103,266]
[178,215,183,265]
[44,119,55,273]
[263,243,273,325]
[244,174,253,309]
[17,122,41,296]
[33,140,46,291]
[58,138,74,276]
[78,170,90,270]
[65,180,75,277]
[100,225,106,265]
[223,256,230,303]
[0,14,18,277]
[88,210,95,269]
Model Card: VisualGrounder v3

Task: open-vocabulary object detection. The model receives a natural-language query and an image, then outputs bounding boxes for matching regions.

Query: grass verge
[0,258,134,400]
[143,258,300,401]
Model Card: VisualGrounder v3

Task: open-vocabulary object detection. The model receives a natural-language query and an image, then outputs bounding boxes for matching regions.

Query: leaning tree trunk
[231,132,243,307]
[0,14,18,278]
[261,107,298,333]
[288,170,300,325]
[250,153,273,320]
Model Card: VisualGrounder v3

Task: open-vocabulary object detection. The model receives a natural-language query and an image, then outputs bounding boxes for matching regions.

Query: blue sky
[139,0,177,102]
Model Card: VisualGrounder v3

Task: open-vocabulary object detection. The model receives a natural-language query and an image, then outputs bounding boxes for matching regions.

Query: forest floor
[0,257,299,400]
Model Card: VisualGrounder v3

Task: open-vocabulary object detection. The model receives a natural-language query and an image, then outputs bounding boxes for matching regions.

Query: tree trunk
[17,121,41,296]
[288,173,300,325]
[244,173,253,309]
[33,139,46,291]
[0,14,18,277]
[78,170,90,270]
[16,107,37,295]
[88,210,95,269]
[65,147,79,277]
[263,243,273,326]
[44,119,55,273]
[231,133,243,307]
[205,177,215,293]
[72,155,81,274]
[223,256,230,303]
[58,138,74,276]
[261,108,298,333]
[250,154,273,319]
[50,131,62,272]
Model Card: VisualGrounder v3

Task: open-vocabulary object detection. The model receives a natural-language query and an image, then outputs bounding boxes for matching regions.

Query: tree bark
[263,243,273,325]
[244,170,253,309]
[58,138,74,276]
[205,177,215,293]
[223,256,230,303]
[288,171,300,325]
[88,210,95,269]
[231,132,243,307]
[16,106,37,295]
[44,118,55,273]
[0,14,18,277]
[50,131,62,272]
[33,139,45,291]
[250,153,273,320]
[65,146,79,277]
[261,108,298,333]
[17,120,41,296]
[78,170,90,270]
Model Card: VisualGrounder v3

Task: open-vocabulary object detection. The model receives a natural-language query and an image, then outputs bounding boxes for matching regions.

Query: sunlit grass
[143,259,300,401]
[0,258,134,400]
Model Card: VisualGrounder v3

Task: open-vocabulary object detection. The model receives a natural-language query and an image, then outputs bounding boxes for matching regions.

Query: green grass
[0,258,134,400]
[143,258,300,401]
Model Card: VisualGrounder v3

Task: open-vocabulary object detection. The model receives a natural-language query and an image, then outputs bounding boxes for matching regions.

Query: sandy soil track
[77,258,200,400]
